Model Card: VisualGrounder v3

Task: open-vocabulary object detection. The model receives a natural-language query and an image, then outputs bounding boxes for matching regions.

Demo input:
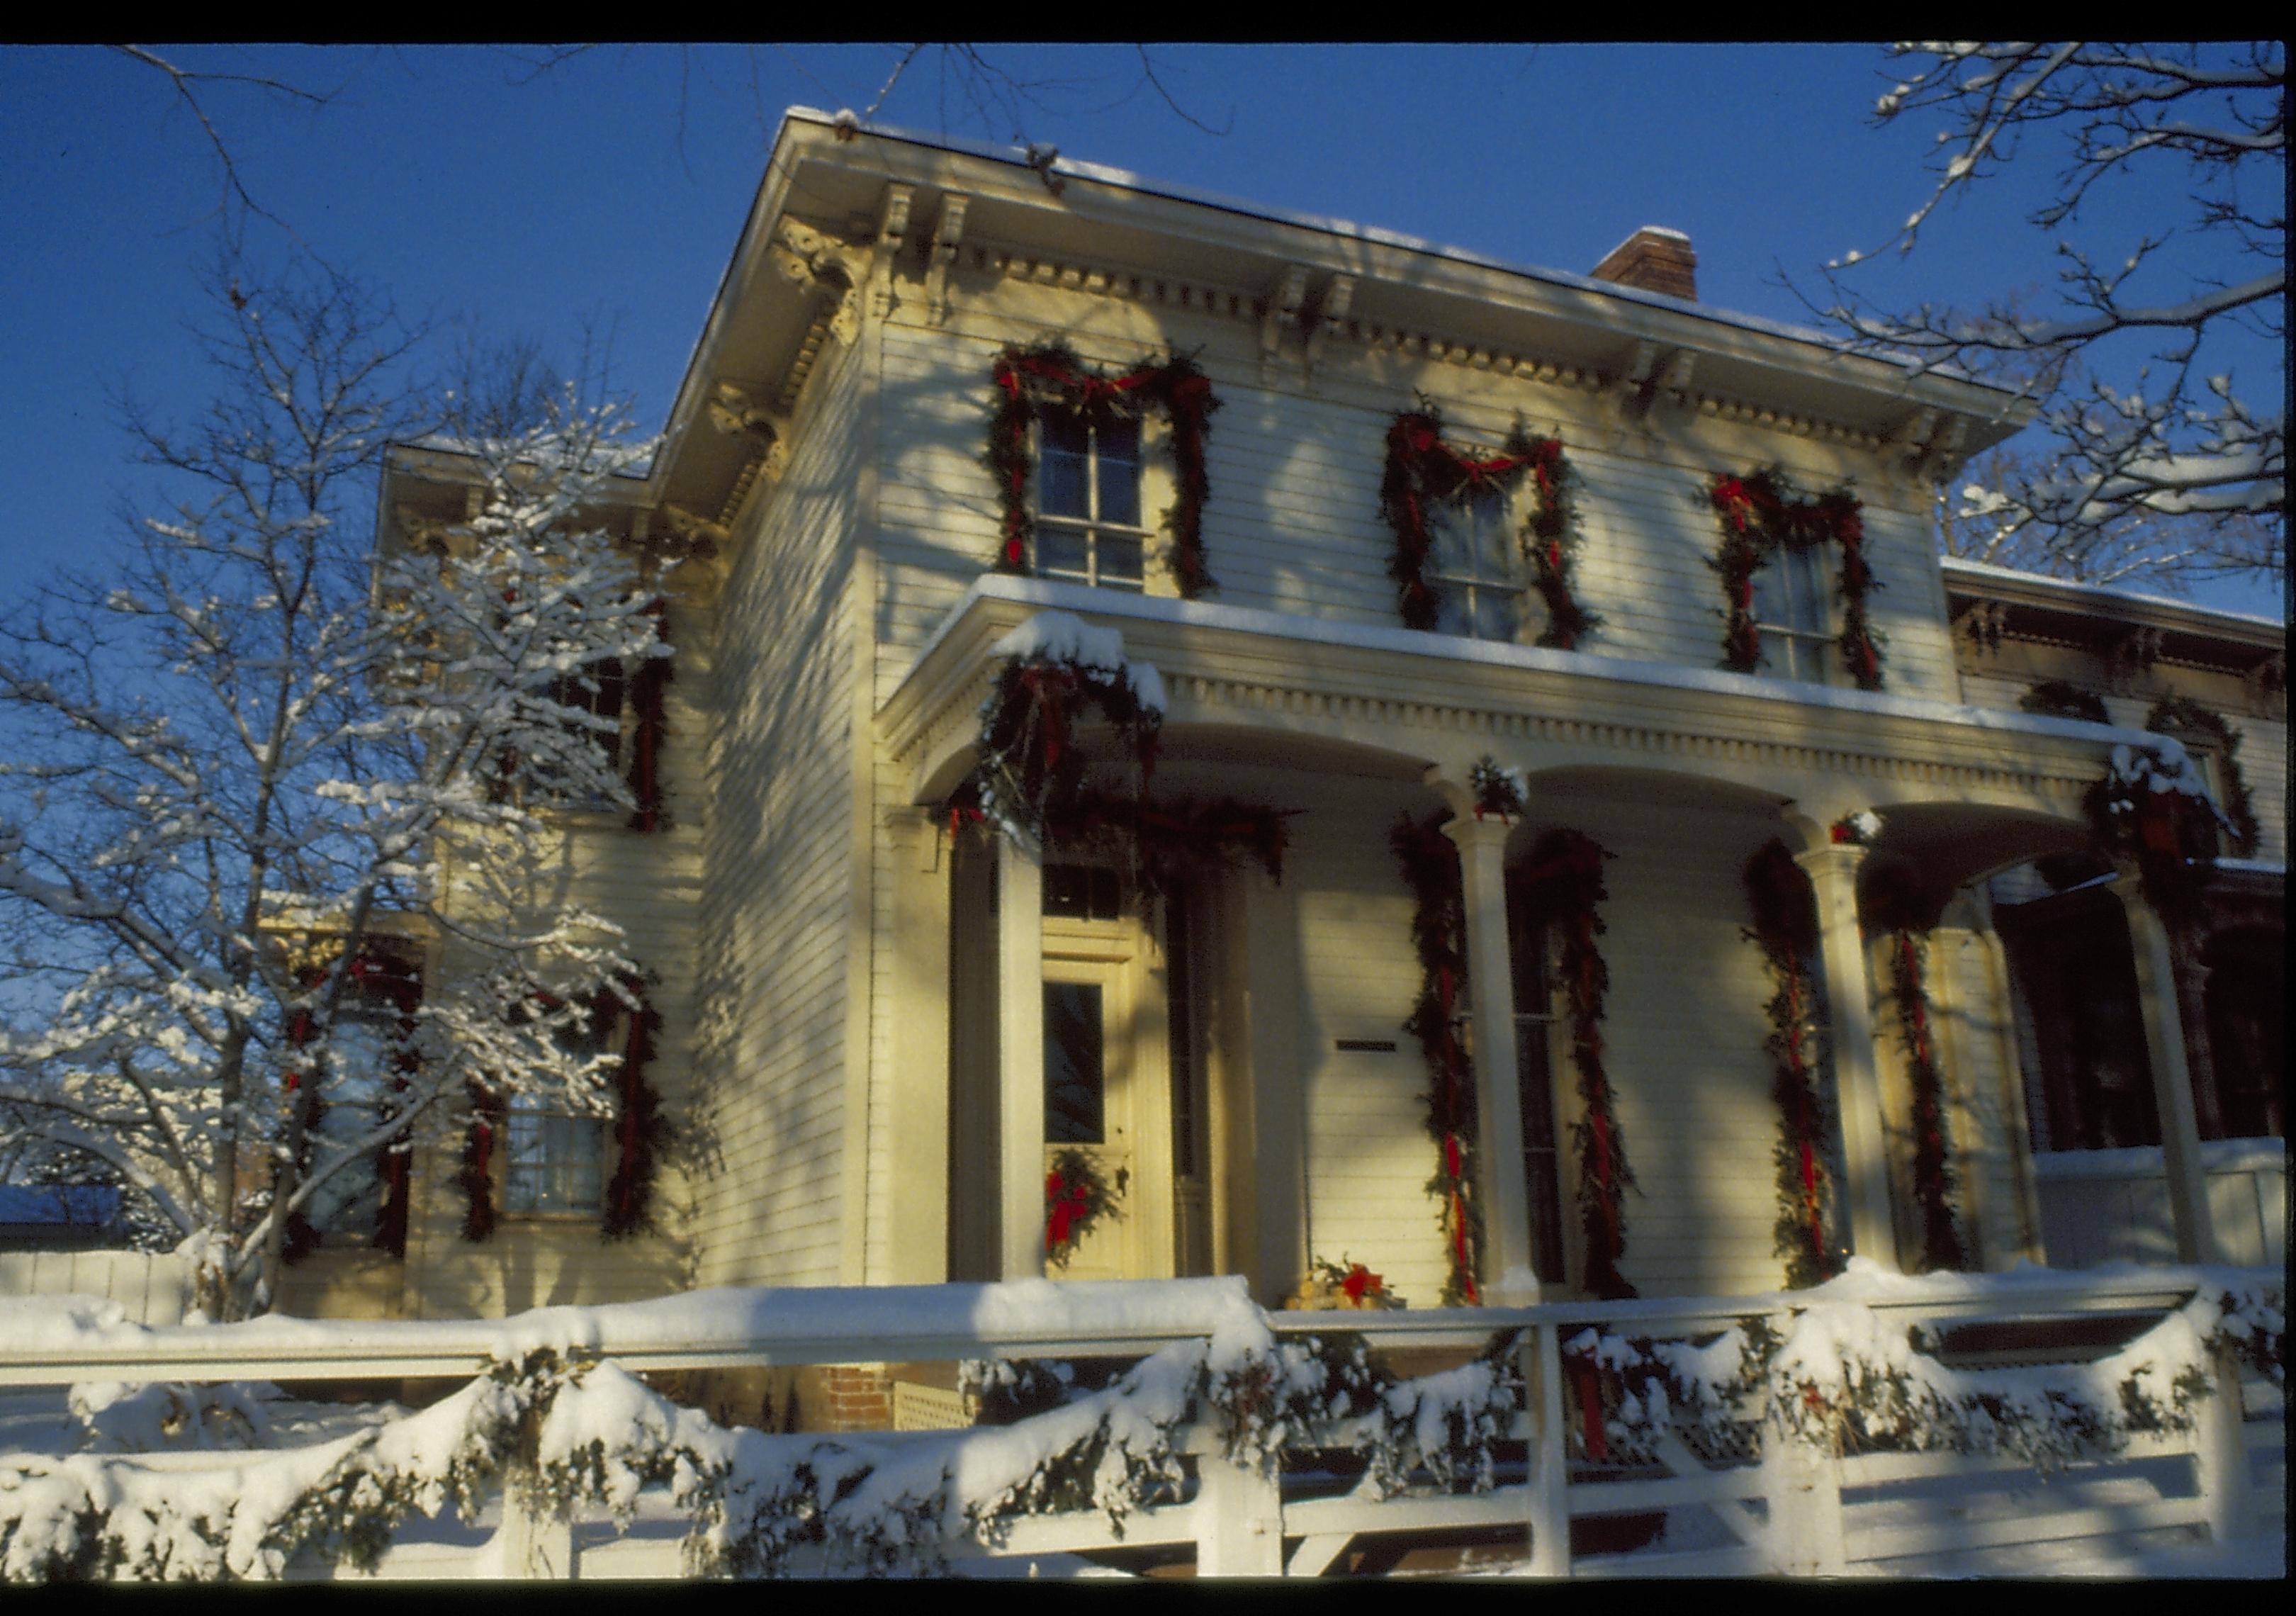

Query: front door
[1040,863,1175,1280]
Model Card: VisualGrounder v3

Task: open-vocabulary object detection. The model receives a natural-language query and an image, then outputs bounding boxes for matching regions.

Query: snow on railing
[0,1264,2282,1580]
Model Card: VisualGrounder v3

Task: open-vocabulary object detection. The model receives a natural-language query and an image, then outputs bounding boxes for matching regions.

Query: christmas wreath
[986,341,1221,597]
[1519,829,1636,1300]
[1741,841,1843,1289]
[2081,742,2229,929]
[1864,869,1964,1272]
[1707,468,1883,688]
[2145,695,2256,855]
[1391,812,1483,1306]
[1380,405,1598,646]
[1045,1148,1124,1269]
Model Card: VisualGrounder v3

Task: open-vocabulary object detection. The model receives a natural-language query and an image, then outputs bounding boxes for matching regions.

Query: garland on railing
[2146,695,2257,855]
[626,599,673,832]
[1379,405,1597,645]
[986,341,1222,597]
[1391,812,1482,1306]
[1865,870,1964,1272]
[1043,1148,1123,1271]
[1520,829,1636,1300]
[1707,468,1883,689]
[1743,841,1844,1290]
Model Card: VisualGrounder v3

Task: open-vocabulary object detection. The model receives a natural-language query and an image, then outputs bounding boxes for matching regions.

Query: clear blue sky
[0,44,2280,617]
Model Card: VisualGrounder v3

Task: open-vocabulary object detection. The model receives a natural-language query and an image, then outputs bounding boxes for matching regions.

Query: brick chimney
[1589,227,1697,301]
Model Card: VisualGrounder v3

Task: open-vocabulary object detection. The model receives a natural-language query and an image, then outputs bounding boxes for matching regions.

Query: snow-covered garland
[1520,829,1637,1300]
[2082,740,2234,932]
[2145,696,2257,855]
[625,599,673,832]
[1043,1148,1122,1271]
[457,979,666,1244]
[986,342,1222,597]
[1742,841,1844,1290]
[283,951,422,1264]
[1708,469,1884,689]
[1390,812,1483,1306]
[1560,1272,2283,1474]
[1380,406,1599,646]
[949,615,1289,909]
[0,1329,1523,1581]
[1864,870,1964,1272]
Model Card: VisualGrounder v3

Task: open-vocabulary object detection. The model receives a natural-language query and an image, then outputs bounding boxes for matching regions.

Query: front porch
[874,578,2245,1304]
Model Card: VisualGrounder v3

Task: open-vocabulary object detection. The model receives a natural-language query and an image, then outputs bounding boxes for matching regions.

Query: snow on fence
[0,1264,2282,1580]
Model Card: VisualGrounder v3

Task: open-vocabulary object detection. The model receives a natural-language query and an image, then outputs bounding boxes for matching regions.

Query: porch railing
[1,1267,2282,1579]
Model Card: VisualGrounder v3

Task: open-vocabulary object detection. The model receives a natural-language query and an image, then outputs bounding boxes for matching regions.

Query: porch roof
[877,577,2163,825]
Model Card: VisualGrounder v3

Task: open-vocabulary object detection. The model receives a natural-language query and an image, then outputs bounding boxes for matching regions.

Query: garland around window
[986,341,1221,597]
[1380,406,1599,646]
[1707,468,1883,689]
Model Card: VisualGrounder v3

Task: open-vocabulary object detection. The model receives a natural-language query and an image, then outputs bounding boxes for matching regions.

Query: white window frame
[1752,542,1835,684]
[1428,485,1528,644]
[1032,410,1152,594]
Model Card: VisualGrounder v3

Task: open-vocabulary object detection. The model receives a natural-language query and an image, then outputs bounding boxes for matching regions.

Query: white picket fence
[1,1268,2283,1579]
[0,1250,191,1325]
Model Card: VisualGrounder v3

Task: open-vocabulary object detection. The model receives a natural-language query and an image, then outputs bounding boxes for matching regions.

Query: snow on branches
[1822,43,2285,587]
[0,266,675,1315]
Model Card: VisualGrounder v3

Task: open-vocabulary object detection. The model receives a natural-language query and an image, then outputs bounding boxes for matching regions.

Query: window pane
[1041,410,1090,457]
[1096,419,1141,527]
[308,1016,395,1233]
[1097,532,1144,588]
[1783,546,1828,632]
[1468,493,1513,575]
[505,1107,604,1213]
[1040,447,1088,518]
[1434,584,1475,637]
[1474,587,1521,643]
[1044,982,1105,1144]
[1037,527,1089,580]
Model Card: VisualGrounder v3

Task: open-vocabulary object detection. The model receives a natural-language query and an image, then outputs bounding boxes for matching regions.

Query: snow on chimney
[1589,227,1697,301]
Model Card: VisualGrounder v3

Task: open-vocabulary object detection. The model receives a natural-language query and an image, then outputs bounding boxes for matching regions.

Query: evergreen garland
[1390,812,1483,1306]
[600,979,667,1240]
[1707,468,1883,688]
[2018,679,2112,724]
[986,342,1222,597]
[626,599,673,832]
[1520,829,1636,1299]
[1866,870,1965,1272]
[1380,405,1597,645]
[1043,1148,1123,1270]
[1742,841,1844,1289]
[951,651,1164,852]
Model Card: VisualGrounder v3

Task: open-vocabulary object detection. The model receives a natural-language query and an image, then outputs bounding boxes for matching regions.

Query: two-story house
[341,112,2281,1388]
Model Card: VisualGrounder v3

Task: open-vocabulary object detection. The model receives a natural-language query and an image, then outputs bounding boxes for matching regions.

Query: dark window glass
[1042,864,1122,920]
[1044,982,1105,1144]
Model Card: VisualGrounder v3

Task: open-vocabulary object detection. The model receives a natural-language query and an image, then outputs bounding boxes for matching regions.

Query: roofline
[1938,554,2288,639]
[775,106,2025,396]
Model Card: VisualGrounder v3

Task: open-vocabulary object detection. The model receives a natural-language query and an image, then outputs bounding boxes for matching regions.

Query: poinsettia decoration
[1864,869,1964,1272]
[1392,812,1482,1306]
[1742,841,1843,1289]
[1708,468,1883,689]
[1519,829,1636,1300]
[1296,1255,1407,1311]
[986,341,1222,597]
[1045,1147,1124,1270]
[1829,809,1882,847]
[1380,405,1598,646]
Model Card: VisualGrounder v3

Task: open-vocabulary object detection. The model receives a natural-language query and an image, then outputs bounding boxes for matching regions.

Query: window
[1430,488,1525,642]
[1036,411,1146,590]
[502,1005,615,1216]
[1506,883,1568,1286]
[550,658,626,773]
[1751,544,1831,681]
[301,1009,400,1236]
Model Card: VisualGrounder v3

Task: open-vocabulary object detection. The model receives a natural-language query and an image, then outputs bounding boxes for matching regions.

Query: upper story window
[1429,488,1526,642]
[1035,411,1146,592]
[1750,544,1833,683]
[502,1004,617,1216]
[301,1008,400,1237]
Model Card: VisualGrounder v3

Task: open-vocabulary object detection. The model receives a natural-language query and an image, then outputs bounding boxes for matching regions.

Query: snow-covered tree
[0,261,671,1317]
[1823,43,2285,589]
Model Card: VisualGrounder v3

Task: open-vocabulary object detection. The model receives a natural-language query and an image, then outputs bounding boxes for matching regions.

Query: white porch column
[1443,814,1538,1304]
[996,834,1046,1279]
[2115,875,2224,1265]
[1796,843,1900,1272]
